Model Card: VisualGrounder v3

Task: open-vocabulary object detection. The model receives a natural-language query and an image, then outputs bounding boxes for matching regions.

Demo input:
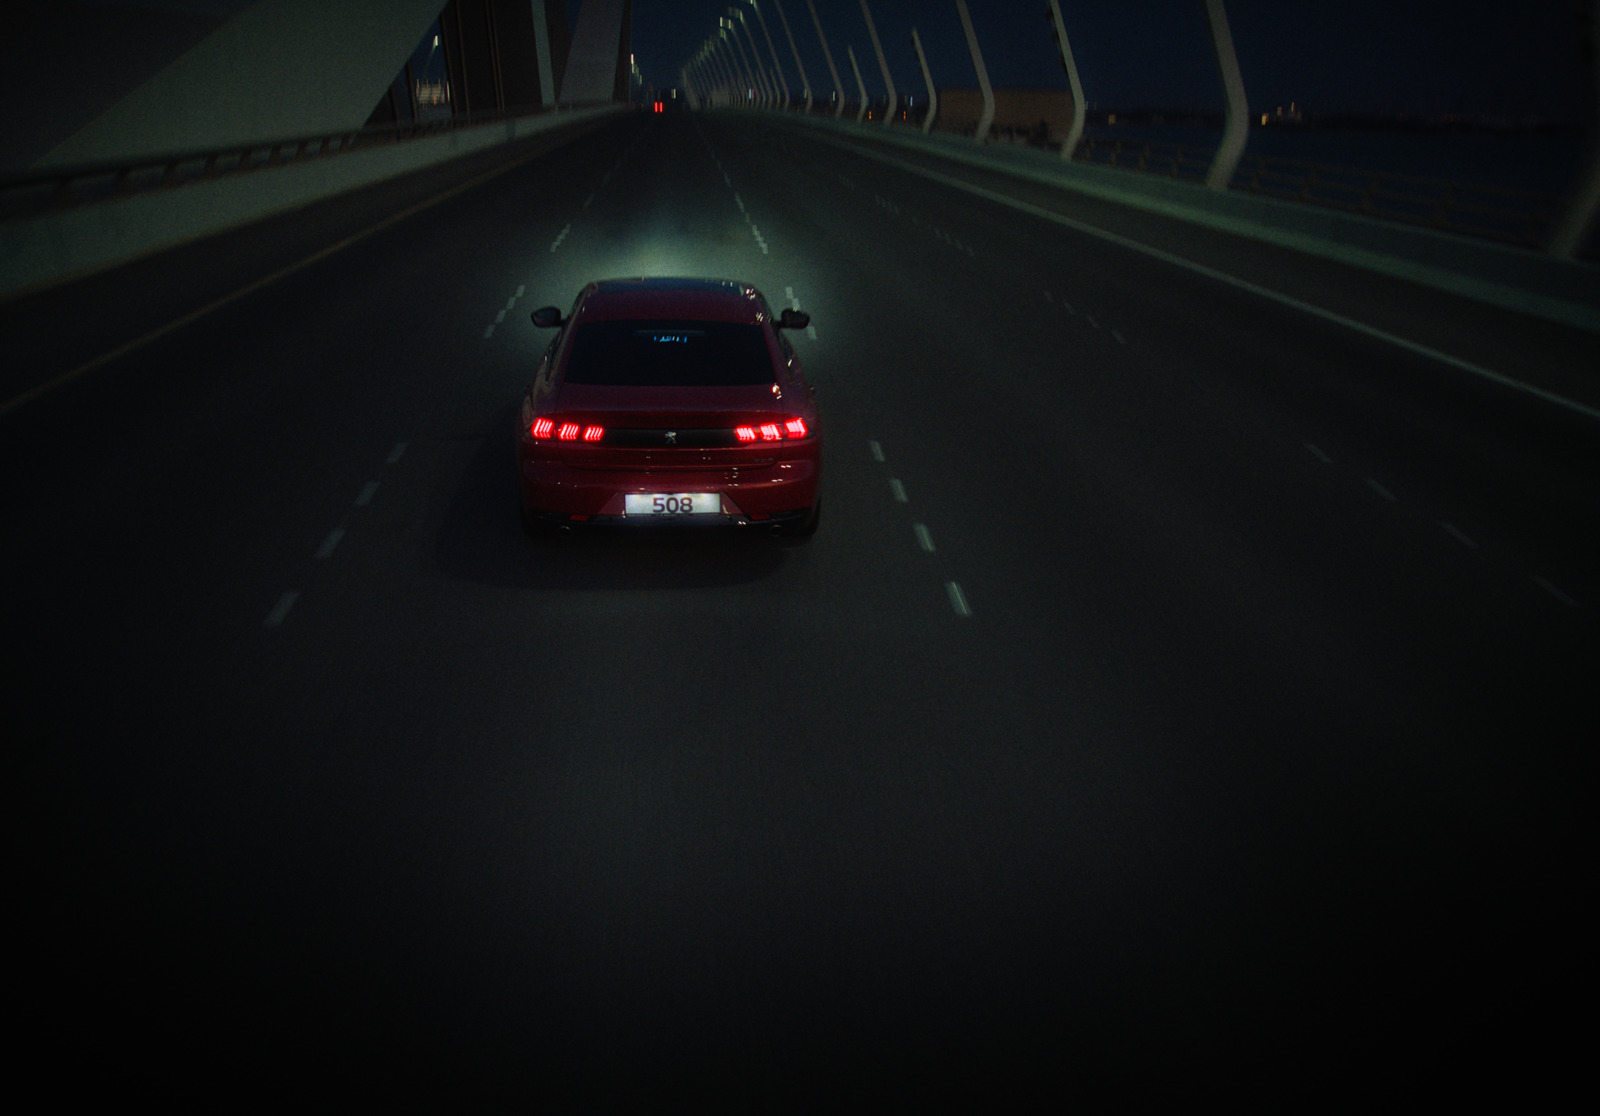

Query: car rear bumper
[518,454,820,522]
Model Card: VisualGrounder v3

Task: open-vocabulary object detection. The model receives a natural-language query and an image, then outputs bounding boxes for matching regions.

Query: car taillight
[530,418,604,442]
[734,420,809,442]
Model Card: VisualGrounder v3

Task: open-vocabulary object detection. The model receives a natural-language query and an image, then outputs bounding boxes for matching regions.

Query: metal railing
[0,104,570,223]
[1073,132,1593,258]
[1076,134,1211,182]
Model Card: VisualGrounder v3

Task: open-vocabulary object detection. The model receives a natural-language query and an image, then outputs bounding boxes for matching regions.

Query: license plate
[624,492,720,515]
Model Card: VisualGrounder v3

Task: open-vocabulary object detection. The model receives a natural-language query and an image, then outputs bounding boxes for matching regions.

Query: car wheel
[521,506,558,540]
[784,499,820,539]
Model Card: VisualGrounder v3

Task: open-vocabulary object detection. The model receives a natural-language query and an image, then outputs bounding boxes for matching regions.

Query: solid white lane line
[482,324,495,338]
[869,440,884,462]
[515,284,525,298]
[890,478,908,503]
[1304,442,1332,464]
[914,523,935,552]
[846,144,1600,422]
[315,527,345,559]
[385,442,407,465]
[1438,520,1478,548]
[355,481,379,506]
[1112,330,1127,344]
[1531,576,1579,607]
[495,309,506,323]
[1365,478,1398,502]
[263,590,299,628]
[946,581,972,617]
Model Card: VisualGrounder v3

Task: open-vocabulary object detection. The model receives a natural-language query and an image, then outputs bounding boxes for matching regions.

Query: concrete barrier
[772,112,1600,334]
[1,105,625,301]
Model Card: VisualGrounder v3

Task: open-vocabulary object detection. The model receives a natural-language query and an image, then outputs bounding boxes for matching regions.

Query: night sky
[625,0,1590,123]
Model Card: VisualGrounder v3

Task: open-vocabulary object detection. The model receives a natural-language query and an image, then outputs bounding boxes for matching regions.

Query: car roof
[576,278,767,324]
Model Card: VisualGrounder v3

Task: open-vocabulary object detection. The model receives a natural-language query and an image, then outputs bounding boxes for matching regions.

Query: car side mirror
[530,306,563,328]
[776,308,810,330]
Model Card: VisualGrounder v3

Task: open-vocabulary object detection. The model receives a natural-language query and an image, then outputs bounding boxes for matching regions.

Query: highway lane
[7,110,1596,1098]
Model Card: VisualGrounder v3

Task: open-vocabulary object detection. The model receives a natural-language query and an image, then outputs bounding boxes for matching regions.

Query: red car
[517,278,822,537]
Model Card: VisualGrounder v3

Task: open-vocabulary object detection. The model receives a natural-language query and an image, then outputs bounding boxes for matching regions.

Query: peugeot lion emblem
[665,431,677,444]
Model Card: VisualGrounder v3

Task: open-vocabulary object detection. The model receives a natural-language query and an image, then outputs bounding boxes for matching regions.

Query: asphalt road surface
[7,111,1596,1100]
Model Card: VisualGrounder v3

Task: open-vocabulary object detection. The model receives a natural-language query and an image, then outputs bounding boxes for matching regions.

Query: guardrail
[0,105,572,223]
[1072,132,1592,258]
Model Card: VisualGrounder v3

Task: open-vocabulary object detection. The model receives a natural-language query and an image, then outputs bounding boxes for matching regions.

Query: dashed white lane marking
[966,245,975,257]
[515,284,525,298]
[806,325,817,340]
[724,173,731,186]
[1304,443,1332,464]
[1532,576,1579,607]
[1438,520,1477,548]
[482,324,495,339]
[1085,314,1099,329]
[505,297,516,310]
[355,481,379,506]
[494,309,506,323]
[869,440,884,462]
[946,581,972,617]
[263,590,299,628]
[1112,330,1126,344]
[914,523,935,552]
[602,172,611,185]
[315,527,345,559]
[735,193,745,211]
[1062,301,1075,314]
[583,192,594,210]
[890,478,908,503]
[549,223,571,252]
[1365,478,1398,502]
[1043,290,1053,302]
[785,286,795,300]
[385,442,407,465]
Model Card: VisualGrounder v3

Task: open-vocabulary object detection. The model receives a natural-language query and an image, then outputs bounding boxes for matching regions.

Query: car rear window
[562,320,774,386]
